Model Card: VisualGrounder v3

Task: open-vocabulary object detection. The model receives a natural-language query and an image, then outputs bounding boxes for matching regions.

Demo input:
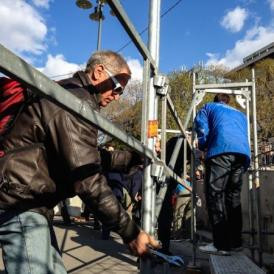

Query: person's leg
[225,155,245,249]
[205,155,232,250]
[0,211,67,274]
[173,193,191,239]
[60,200,71,225]
[82,204,90,221]
[101,225,111,240]
[158,181,175,254]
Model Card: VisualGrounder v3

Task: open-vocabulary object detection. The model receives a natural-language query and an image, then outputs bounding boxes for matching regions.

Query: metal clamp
[151,161,166,183]
[236,88,250,109]
[194,90,206,106]
[154,74,169,96]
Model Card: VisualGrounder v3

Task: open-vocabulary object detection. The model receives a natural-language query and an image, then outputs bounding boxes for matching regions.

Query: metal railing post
[141,59,150,144]
[251,68,263,266]
[141,0,161,272]
[245,84,255,260]
[190,71,197,267]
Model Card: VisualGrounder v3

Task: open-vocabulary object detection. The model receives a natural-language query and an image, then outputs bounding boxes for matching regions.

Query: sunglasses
[104,68,124,95]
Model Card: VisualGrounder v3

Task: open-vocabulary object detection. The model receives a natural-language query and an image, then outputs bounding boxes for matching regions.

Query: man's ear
[93,64,105,81]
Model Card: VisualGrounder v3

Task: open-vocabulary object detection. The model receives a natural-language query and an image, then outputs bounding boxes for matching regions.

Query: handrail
[0,43,191,192]
[107,0,157,71]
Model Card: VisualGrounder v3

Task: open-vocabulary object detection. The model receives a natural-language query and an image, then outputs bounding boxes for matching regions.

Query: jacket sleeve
[100,149,143,172]
[47,109,140,243]
[194,105,209,151]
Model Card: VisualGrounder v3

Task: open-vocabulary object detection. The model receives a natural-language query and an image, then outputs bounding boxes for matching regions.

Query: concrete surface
[0,217,210,274]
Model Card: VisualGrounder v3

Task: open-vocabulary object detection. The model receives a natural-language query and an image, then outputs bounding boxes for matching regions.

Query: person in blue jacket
[194,93,250,255]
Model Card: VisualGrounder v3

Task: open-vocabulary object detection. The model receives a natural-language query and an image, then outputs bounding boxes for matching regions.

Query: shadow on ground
[54,220,137,273]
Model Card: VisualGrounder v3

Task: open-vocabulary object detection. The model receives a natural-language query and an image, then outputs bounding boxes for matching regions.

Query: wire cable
[49,0,183,79]
[117,0,183,52]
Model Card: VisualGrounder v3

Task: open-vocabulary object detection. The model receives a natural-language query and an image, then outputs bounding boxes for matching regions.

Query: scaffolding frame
[0,0,264,272]
[192,70,263,266]
[0,0,192,273]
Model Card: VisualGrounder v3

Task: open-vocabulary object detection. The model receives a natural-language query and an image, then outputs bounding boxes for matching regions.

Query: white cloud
[38,54,84,80]
[127,58,143,81]
[268,0,274,11]
[32,0,52,9]
[0,0,47,55]
[221,6,248,32]
[206,25,274,68]
[38,55,143,82]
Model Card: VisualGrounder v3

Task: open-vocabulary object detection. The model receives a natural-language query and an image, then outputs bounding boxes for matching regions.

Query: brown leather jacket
[0,71,140,243]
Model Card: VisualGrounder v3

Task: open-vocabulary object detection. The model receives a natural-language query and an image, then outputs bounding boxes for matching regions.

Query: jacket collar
[73,71,101,108]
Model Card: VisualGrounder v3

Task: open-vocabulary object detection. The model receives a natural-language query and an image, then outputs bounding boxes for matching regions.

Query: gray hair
[85,50,131,75]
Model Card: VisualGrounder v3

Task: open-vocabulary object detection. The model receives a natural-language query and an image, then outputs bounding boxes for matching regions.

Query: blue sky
[0,0,274,81]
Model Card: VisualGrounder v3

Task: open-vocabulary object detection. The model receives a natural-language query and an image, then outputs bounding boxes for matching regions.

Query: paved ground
[0,218,272,273]
[0,217,211,273]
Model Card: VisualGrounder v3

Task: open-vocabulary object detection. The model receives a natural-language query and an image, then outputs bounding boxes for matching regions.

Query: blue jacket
[194,102,250,168]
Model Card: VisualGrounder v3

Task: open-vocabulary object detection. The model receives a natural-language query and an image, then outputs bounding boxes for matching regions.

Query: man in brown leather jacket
[0,51,159,274]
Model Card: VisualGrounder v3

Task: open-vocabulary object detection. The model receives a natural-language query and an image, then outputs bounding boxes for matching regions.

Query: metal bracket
[236,95,246,109]
[154,74,169,96]
[151,161,166,183]
[236,89,250,109]
[194,90,206,106]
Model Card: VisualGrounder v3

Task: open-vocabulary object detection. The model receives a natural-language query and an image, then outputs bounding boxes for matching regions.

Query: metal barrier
[192,69,263,266]
[0,0,263,271]
[0,1,192,273]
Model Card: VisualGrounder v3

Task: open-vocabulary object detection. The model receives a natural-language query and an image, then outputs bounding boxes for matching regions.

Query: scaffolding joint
[154,74,169,96]
[151,160,166,183]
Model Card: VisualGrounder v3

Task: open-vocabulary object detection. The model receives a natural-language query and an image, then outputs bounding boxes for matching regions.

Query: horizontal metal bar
[107,0,157,71]
[0,44,191,190]
[203,89,249,95]
[164,165,192,192]
[166,94,193,151]
[158,129,186,134]
[194,82,253,89]
[0,43,155,160]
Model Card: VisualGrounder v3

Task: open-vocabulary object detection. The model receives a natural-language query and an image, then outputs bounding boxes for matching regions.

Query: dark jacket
[0,71,139,243]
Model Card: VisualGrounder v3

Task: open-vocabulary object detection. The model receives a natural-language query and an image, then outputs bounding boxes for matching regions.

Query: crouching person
[0,50,160,274]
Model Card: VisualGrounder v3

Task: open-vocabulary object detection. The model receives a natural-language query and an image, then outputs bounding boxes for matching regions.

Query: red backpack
[0,77,30,156]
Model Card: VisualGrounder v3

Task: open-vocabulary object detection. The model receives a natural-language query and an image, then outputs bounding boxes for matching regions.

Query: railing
[0,1,194,273]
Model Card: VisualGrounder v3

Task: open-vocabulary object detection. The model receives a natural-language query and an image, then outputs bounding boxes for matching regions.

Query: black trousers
[158,179,177,253]
[205,154,246,250]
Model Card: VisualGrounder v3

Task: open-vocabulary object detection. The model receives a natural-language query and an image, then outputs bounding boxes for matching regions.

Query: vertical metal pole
[141,1,161,273]
[149,0,161,238]
[183,138,187,179]
[167,89,198,172]
[193,72,197,120]
[245,87,255,260]
[190,71,197,266]
[141,60,150,144]
[97,1,103,50]
[251,68,263,266]
[161,95,167,162]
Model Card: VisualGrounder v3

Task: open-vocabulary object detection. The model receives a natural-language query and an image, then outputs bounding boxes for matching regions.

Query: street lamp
[75,0,115,51]
[76,0,93,9]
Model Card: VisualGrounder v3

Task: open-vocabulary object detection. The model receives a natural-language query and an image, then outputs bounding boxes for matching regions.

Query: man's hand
[128,230,161,256]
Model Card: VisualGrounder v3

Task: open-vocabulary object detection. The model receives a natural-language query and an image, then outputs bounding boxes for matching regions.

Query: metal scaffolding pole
[160,95,167,163]
[245,85,256,260]
[141,0,161,272]
[251,68,263,266]
[141,59,150,144]
[190,71,197,267]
